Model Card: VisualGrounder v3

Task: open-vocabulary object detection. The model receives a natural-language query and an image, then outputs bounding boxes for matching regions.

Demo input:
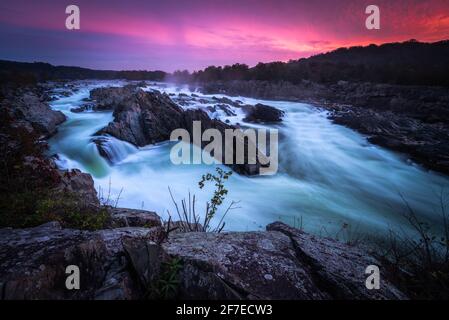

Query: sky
[0,0,448,72]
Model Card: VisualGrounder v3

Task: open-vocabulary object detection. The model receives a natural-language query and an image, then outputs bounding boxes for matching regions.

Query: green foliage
[167,167,238,234]
[0,109,108,231]
[148,257,183,300]
[198,167,233,220]
[35,194,109,230]
[0,190,109,230]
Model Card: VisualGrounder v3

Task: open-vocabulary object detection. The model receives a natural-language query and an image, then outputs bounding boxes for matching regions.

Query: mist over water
[48,81,449,240]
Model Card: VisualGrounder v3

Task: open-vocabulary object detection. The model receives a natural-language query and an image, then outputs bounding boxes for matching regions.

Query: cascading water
[93,135,139,164]
[48,81,449,241]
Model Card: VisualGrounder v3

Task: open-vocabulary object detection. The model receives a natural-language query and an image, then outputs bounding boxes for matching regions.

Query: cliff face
[0,219,406,300]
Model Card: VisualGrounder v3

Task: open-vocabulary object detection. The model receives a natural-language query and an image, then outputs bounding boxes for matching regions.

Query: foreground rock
[0,221,406,300]
[92,86,268,175]
[0,222,156,299]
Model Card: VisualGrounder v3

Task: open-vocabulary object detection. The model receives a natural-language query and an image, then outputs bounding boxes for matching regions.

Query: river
[48,80,449,241]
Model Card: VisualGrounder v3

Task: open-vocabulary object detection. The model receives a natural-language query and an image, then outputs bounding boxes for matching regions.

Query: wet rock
[328,107,449,175]
[89,84,142,111]
[243,103,284,123]
[96,88,185,146]
[94,87,267,175]
[212,96,241,107]
[214,104,237,116]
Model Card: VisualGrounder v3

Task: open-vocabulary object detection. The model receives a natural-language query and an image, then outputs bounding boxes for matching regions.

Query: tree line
[170,40,449,87]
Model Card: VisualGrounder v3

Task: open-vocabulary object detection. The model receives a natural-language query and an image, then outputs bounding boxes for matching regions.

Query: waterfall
[93,135,138,164]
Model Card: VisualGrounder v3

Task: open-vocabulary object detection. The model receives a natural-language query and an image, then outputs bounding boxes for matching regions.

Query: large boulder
[57,169,100,208]
[0,221,406,300]
[1,89,66,137]
[95,88,185,146]
[266,222,406,299]
[243,103,284,123]
[93,87,268,175]
[158,222,406,300]
[0,222,158,300]
[108,207,162,228]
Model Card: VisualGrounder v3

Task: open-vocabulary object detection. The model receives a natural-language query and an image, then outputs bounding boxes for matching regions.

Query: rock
[122,239,169,288]
[158,223,406,299]
[266,222,406,300]
[109,207,162,228]
[70,106,86,113]
[0,222,159,299]
[93,87,268,175]
[212,96,241,108]
[159,222,406,300]
[89,84,142,111]
[0,221,407,300]
[0,89,66,137]
[162,230,322,299]
[57,169,100,207]
[328,107,449,175]
[70,103,94,113]
[214,104,237,116]
[181,108,267,175]
[95,88,185,146]
[243,103,284,123]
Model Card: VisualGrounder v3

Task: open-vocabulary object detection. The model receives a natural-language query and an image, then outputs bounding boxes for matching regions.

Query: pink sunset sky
[0,0,448,71]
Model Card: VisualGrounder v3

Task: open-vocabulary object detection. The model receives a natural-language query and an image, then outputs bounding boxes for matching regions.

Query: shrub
[167,167,239,233]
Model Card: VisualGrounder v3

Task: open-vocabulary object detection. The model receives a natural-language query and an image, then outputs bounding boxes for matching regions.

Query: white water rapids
[48,81,449,241]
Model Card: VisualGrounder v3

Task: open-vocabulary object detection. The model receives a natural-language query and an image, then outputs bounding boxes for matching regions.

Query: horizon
[1,0,449,72]
[3,38,448,74]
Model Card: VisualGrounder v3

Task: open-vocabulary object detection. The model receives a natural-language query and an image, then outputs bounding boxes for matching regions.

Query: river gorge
[47,81,449,241]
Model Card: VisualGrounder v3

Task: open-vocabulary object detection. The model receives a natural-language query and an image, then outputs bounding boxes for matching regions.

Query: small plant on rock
[167,167,240,233]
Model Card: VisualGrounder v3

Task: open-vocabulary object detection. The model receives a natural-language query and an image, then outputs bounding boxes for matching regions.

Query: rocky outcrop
[93,86,267,175]
[243,103,284,123]
[57,169,101,207]
[93,86,185,146]
[266,222,405,299]
[158,223,405,300]
[0,222,157,299]
[327,106,449,175]
[0,221,406,300]
[0,87,66,138]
